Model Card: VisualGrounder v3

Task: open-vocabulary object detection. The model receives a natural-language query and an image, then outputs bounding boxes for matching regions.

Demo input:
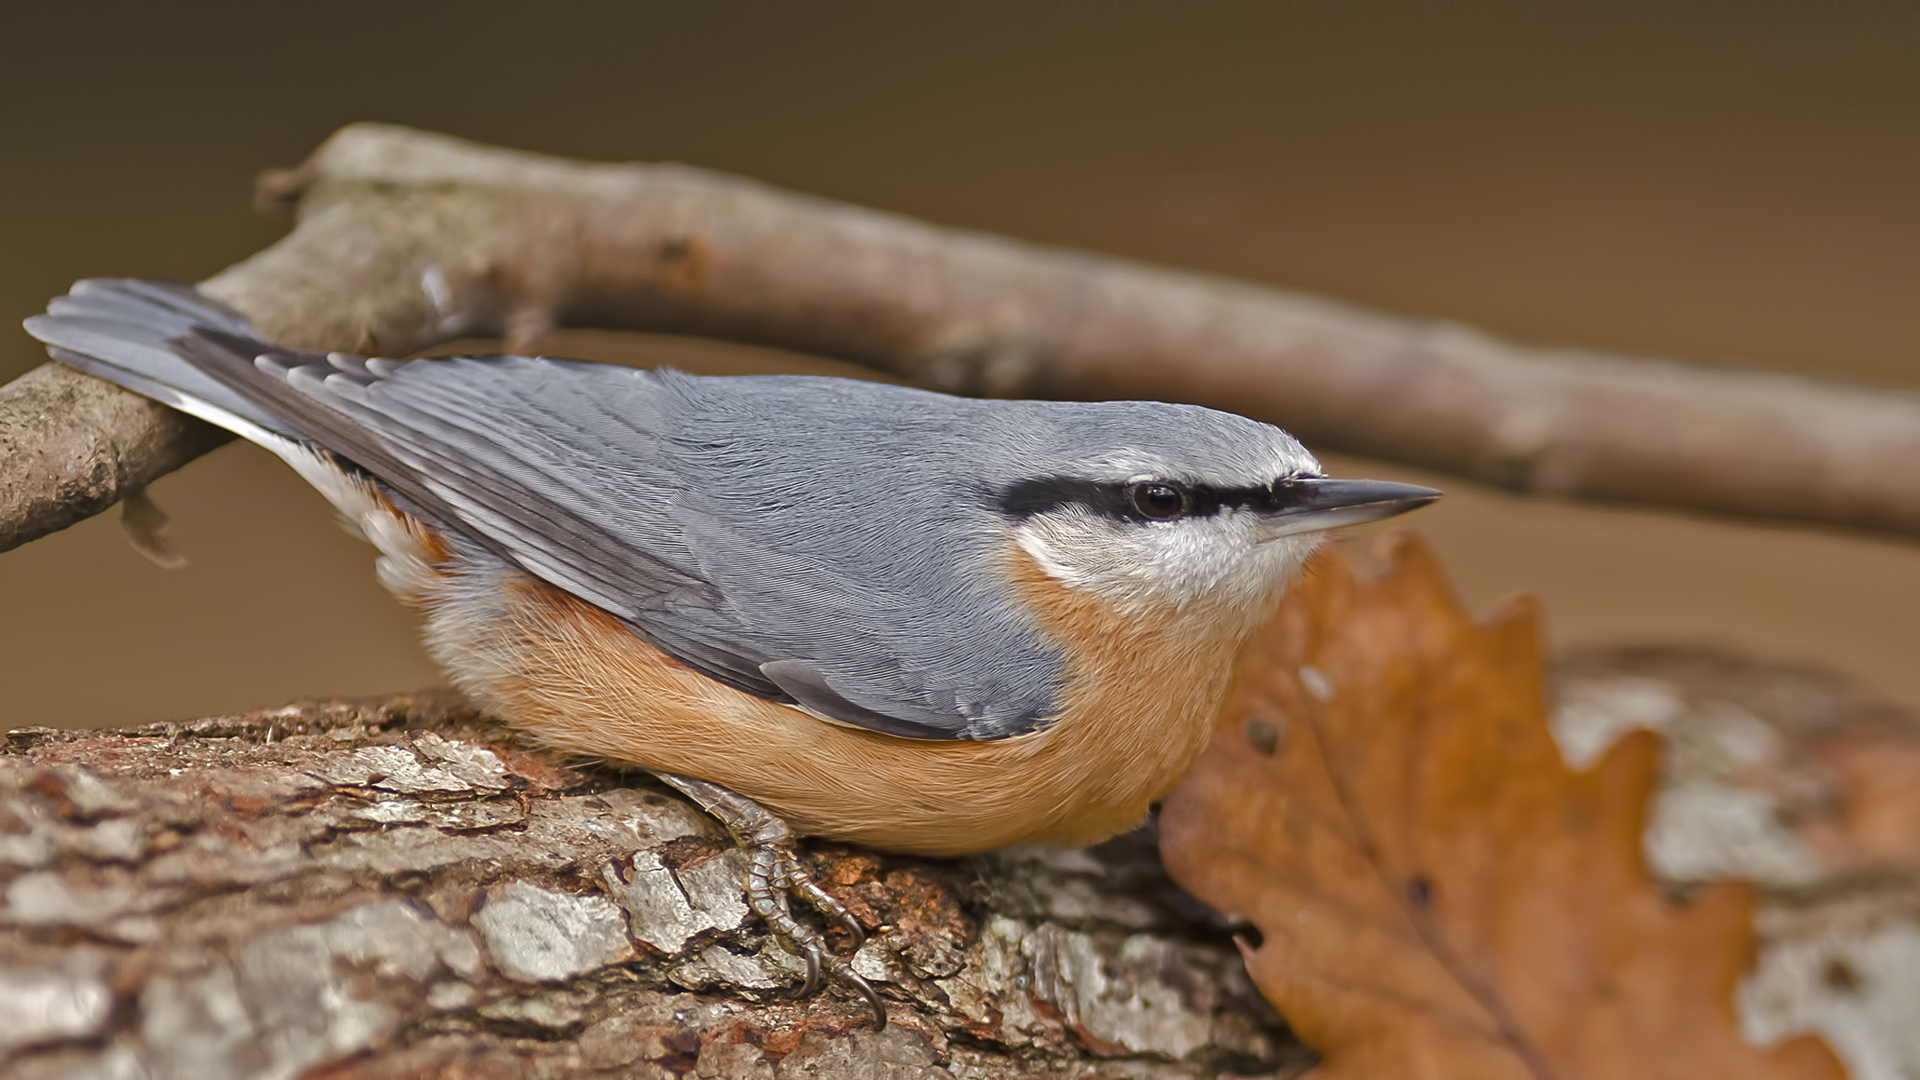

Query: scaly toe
[651,772,887,1026]
[782,854,866,953]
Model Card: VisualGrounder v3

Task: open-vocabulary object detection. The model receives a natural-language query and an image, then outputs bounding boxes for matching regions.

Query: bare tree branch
[0,694,1304,1080]
[5,121,1918,553]
[0,366,231,553]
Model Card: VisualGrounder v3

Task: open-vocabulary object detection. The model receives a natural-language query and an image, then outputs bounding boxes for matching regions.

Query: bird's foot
[652,772,885,1027]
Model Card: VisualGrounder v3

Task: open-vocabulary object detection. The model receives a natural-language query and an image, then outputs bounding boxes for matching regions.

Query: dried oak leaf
[1160,537,1844,1080]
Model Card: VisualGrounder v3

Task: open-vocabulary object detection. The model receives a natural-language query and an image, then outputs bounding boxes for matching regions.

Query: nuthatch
[27,279,1437,1021]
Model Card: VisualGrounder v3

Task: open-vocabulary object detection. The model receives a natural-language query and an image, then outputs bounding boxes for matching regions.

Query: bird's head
[990,401,1437,617]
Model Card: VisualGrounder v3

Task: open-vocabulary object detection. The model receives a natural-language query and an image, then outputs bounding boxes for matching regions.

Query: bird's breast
[419,548,1250,856]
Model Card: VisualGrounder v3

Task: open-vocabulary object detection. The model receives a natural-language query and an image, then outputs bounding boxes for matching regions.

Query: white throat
[1011,506,1321,619]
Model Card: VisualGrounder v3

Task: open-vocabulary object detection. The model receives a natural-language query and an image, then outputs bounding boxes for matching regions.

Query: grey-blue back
[402,362,1072,741]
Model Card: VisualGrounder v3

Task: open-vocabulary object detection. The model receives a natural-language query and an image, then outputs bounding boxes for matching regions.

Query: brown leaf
[1160,537,1845,1080]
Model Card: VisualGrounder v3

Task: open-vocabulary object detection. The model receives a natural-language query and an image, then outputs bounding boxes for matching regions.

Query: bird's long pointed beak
[1257,477,1441,539]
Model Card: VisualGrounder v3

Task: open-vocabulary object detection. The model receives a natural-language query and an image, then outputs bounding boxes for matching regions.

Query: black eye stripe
[998,477,1135,520]
[999,476,1314,522]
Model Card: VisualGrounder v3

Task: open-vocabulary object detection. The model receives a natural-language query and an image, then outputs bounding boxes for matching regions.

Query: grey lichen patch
[1739,901,1920,1080]
[310,738,511,795]
[1552,673,1824,886]
[605,846,752,953]
[134,899,479,1080]
[0,767,158,873]
[0,950,114,1053]
[345,794,526,832]
[5,871,139,927]
[60,815,148,862]
[473,880,632,982]
[1024,925,1210,1058]
[669,940,809,996]
[23,765,142,821]
[935,916,1056,1045]
[0,827,53,870]
[2,870,160,944]
[973,844,1166,931]
[303,898,482,980]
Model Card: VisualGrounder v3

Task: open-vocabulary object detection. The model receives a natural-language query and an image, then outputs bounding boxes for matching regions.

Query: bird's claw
[744,841,881,1022]
[655,772,887,1028]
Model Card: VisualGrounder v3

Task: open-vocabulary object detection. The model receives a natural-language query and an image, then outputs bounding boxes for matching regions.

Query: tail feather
[24,278,451,599]
[24,278,301,441]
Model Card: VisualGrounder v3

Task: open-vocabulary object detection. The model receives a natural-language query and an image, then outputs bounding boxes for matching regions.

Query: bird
[26,278,1438,1022]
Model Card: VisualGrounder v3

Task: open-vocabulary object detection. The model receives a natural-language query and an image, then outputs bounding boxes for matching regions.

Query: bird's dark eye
[1131,482,1188,519]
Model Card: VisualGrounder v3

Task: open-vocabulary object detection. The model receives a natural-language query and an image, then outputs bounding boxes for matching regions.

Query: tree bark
[4,649,1914,1078]
[0,693,1308,1080]
[5,122,1919,554]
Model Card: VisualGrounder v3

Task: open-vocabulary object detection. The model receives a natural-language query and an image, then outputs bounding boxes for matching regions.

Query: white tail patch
[275,442,444,602]
[154,388,445,603]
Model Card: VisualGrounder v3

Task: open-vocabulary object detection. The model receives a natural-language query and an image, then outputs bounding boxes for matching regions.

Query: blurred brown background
[2,2,1915,728]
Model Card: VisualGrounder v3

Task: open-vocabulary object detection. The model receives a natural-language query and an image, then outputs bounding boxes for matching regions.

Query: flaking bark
[4,122,1920,554]
[0,693,1307,1080]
